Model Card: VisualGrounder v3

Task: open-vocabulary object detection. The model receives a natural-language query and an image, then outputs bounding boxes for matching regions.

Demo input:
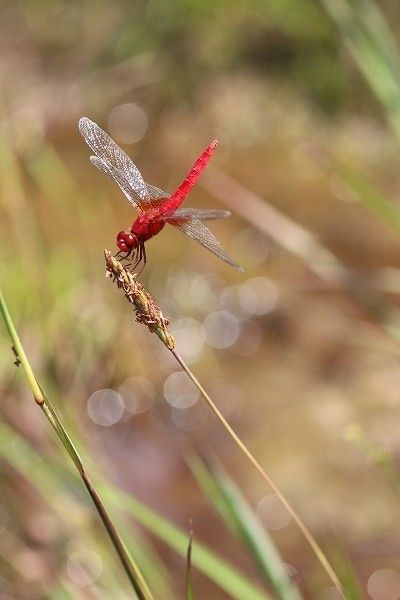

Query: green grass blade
[322,0,400,141]
[100,484,272,600]
[185,522,194,600]
[170,351,344,598]
[0,422,271,600]
[332,160,400,235]
[189,456,303,600]
[353,0,400,73]
[0,289,154,600]
[326,542,364,600]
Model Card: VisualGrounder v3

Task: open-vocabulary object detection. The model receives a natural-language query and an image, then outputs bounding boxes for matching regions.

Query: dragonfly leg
[128,246,138,268]
[115,249,132,262]
[136,243,147,276]
[129,243,143,273]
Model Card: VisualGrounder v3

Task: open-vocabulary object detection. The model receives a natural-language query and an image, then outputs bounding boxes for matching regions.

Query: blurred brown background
[2,1,400,598]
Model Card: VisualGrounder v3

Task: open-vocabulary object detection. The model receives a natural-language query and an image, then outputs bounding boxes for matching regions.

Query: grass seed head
[104,250,175,350]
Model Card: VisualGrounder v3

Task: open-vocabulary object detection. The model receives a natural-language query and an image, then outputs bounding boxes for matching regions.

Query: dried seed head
[104,250,175,350]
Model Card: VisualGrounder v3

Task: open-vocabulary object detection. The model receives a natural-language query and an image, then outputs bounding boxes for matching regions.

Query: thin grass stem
[185,521,194,600]
[171,349,346,599]
[105,251,347,598]
[0,287,154,600]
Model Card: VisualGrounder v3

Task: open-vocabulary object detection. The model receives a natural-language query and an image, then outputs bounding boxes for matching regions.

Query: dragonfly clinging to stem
[79,117,242,272]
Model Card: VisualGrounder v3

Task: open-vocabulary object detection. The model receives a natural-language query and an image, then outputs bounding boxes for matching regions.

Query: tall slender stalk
[0,287,154,600]
[171,350,345,599]
[105,252,347,599]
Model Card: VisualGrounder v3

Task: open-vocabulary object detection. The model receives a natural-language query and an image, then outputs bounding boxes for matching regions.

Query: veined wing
[171,218,242,270]
[159,207,231,222]
[90,156,170,209]
[90,156,140,205]
[145,182,170,202]
[79,117,150,211]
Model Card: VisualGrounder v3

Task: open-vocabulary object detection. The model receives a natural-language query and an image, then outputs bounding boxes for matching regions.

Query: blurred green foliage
[3,0,400,598]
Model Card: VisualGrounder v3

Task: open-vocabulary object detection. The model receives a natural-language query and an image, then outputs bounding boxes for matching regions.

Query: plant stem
[104,251,345,597]
[0,288,154,600]
[0,290,44,405]
[81,471,153,598]
[171,348,346,600]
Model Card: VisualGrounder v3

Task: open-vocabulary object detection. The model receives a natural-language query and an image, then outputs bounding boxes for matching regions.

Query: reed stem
[0,287,154,600]
[171,349,346,599]
[105,251,346,599]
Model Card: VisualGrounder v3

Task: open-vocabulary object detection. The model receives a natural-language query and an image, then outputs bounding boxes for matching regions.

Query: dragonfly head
[116,230,138,253]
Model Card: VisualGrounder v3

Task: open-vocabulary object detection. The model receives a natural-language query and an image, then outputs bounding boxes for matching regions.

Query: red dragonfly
[79,117,241,271]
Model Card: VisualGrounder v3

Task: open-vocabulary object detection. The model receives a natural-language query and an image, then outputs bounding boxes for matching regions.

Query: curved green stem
[0,287,154,600]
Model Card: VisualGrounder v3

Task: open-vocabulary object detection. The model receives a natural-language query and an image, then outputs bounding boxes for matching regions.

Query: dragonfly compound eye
[117,231,128,252]
[117,240,128,252]
[117,231,137,252]
[125,233,137,247]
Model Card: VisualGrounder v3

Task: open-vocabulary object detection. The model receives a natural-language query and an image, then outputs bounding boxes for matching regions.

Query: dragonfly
[79,117,242,271]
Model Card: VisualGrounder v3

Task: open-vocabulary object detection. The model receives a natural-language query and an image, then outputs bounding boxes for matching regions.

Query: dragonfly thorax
[116,230,138,253]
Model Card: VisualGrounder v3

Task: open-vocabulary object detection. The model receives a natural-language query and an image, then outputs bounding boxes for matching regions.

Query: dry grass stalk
[104,251,345,598]
[104,250,175,350]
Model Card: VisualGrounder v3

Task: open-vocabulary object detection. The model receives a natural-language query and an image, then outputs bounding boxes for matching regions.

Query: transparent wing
[90,157,170,209]
[171,218,242,270]
[79,117,150,210]
[160,207,231,222]
[145,182,170,202]
[90,156,141,206]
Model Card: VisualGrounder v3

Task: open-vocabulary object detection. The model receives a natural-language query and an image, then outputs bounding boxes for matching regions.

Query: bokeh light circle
[203,310,240,349]
[256,494,291,530]
[119,376,155,414]
[108,103,148,145]
[171,404,208,431]
[367,569,400,600]
[238,277,278,316]
[164,371,200,408]
[66,549,103,586]
[87,389,124,426]
[189,275,222,312]
[171,317,205,364]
